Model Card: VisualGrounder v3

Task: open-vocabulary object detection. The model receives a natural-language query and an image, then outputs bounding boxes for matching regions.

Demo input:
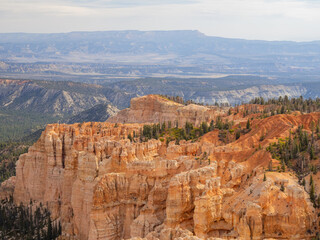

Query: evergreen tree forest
[0,110,51,183]
[249,96,320,114]
[0,196,61,239]
[126,117,238,145]
[0,129,42,183]
[266,124,319,175]
[160,95,320,115]
[266,123,320,207]
[0,141,29,182]
[0,109,58,142]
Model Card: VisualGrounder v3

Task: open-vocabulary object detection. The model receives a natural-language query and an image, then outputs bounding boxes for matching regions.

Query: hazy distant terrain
[0,30,320,83]
[109,77,310,105]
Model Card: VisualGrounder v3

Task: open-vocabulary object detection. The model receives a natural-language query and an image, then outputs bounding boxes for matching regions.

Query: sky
[0,0,319,41]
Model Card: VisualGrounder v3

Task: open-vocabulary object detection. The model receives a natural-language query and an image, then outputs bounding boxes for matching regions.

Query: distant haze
[0,30,320,85]
[0,0,320,41]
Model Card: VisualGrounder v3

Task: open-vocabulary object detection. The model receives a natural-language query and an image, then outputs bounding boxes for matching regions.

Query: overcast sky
[0,0,319,41]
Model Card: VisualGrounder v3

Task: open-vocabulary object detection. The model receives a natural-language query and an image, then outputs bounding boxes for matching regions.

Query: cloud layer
[0,0,319,41]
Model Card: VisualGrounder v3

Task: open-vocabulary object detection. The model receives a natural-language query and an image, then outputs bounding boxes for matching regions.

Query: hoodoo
[1,95,319,239]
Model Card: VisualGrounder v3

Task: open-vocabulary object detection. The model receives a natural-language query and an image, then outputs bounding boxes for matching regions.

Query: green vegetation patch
[126,117,235,145]
[0,109,58,142]
[266,123,320,207]
[0,197,61,239]
[250,95,320,114]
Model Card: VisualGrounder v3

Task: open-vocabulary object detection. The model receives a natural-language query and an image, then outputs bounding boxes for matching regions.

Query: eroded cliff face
[107,95,225,127]
[6,96,320,240]
[0,79,112,116]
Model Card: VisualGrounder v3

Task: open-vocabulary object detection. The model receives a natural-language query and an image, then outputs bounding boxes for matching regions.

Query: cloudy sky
[0,0,319,41]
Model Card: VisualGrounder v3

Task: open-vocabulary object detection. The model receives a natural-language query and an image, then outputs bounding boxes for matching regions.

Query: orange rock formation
[107,95,225,127]
[3,95,320,239]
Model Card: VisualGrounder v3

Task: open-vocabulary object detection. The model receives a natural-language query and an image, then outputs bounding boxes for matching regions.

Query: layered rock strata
[107,95,225,127]
[4,96,320,239]
[10,119,318,239]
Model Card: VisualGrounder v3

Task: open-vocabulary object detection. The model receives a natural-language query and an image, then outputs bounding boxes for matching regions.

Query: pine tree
[127,133,133,142]
[47,215,52,240]
[236,130,241,140]
[263,173,267,181]
[310,146,315,160]
[209,120,214,131]
[281,160,286,172]
[310,182,316,203]
[161,122,166,133]
[246,119,251,130]
[58,221,62,235]
[201,122,209,134]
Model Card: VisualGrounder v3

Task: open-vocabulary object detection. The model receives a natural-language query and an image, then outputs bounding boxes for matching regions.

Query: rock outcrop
[107,95,225,127]
[0,176,15,199]
[4,96,320,240]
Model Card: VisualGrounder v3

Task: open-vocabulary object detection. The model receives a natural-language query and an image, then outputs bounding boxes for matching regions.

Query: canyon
[0,79,127,116]
[1,95,319,239]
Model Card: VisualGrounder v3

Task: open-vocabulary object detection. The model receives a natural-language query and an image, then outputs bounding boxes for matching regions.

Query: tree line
[126,117,237,145]
[0,196,61,239]
[266,124,319,174]
[0,141,30,183]
[249,96,320,114]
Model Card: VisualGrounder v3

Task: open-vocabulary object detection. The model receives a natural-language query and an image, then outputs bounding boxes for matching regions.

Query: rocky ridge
[0,79,130,116]
[1,95,319,240]
[66,103,120,124]
[107,95,225,127]
[111,80,309,106]
[193,84,307,105]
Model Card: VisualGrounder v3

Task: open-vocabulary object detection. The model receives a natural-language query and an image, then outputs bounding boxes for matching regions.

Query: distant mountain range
[0,30,319,83]
[1,30,319,62]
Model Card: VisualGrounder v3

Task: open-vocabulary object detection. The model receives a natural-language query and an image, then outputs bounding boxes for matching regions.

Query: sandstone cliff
[107,95,225,127]
[4,96,320,240]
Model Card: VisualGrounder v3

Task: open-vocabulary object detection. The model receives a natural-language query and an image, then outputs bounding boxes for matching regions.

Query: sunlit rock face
[8,95,320,239]
[107,94,226,127]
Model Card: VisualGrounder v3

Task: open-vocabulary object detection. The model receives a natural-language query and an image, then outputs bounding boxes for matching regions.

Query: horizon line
[0,30,319,43]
